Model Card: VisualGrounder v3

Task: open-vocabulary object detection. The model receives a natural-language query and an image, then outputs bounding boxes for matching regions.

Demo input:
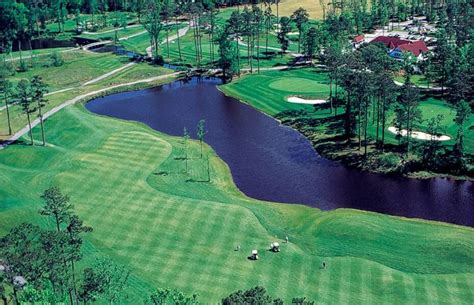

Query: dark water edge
[85,77,474,227]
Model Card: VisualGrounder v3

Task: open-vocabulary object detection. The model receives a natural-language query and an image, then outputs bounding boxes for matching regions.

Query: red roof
[353,35,365,43]
[397,40,429,56]
[370,36,410,49]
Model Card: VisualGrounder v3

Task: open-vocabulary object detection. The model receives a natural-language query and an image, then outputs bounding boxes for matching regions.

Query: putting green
[268,77,326,93]
[1,102,473,304]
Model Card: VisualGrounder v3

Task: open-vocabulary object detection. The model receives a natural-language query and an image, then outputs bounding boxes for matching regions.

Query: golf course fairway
[1,101,473,304]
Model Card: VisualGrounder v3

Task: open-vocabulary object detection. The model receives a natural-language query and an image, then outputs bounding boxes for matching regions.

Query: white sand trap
[388,127,451,141]
[287,96,328,105]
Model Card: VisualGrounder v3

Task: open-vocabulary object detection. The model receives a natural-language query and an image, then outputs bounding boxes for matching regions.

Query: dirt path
[0,72,181,149]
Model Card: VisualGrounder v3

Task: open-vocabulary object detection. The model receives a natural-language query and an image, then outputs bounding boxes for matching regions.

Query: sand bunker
[388,127,451,141]
[287,96,328,105]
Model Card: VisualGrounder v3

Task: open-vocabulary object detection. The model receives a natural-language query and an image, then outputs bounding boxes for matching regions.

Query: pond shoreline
[85,77,474,227]
[218,86,474,182]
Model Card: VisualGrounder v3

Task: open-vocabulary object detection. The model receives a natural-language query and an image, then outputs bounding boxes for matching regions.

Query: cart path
[0,72,181,149]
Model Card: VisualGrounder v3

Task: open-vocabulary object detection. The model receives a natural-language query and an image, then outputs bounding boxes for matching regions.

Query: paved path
[146,26,190,57]
[82,29,147,51]
[81,24,142,35]
[82,62,136,86]
[6,47,80,62]
[0,72,181,149]
[237,38,303,57]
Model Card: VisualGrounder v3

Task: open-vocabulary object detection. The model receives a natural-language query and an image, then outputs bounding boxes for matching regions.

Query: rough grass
[6,50,128,91]
[0,56,173,140]
[1,102,473,304]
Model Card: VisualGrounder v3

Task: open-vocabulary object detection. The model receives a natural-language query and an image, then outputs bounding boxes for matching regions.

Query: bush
[377,152,403,171]
[151,55,164,65]
[18,60,29,72]
[50,52,64,67]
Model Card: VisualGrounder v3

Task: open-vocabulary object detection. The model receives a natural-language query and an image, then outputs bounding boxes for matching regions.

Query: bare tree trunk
[38,103,46,146]
[26,111,34,145]
[4,94,12,135]
[176,16,182,61]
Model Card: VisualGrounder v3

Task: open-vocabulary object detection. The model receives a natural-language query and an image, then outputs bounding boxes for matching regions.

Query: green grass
[0,52,173,140]
[4,47,75,61]
[221,68,474,154]
[395,74,433,87]
[221,68,332,115]
[1,100,473,304]
[79,24,146,41]
[6,50,129,91]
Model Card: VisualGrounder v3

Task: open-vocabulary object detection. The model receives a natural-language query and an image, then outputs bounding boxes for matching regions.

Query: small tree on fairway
[40,186,73,233]
[183,127,190,173]
[17,79,35,145]
[196,119,207,159]
[0,74,13,135]
[31,75,49,146]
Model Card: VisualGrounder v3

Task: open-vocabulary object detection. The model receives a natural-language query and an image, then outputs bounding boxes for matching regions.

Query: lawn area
[221,68,474,154]
[0,101,473,304]
[270,0,325,19]
[0,52,174,140]
[79,24,146,41]
[6,50,129,91]
[119,24,187,55]
[5,47,75,61]
[220,68,332,115]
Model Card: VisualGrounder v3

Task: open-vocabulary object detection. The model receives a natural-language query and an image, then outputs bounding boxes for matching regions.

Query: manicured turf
[1,102,473,304]
[221,68,474,154]
[221,68,332,115]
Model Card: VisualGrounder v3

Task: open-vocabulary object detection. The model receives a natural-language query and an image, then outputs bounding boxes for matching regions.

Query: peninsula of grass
[0,101,473,304]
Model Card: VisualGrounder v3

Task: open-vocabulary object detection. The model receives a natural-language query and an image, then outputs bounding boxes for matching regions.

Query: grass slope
[1,101,473,304]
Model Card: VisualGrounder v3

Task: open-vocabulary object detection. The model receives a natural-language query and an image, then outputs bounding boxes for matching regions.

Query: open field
[220,68,474,154]
[0,52,173,140]
[5,50,129,91]
[269,0,325,19]
[0,101,473,303]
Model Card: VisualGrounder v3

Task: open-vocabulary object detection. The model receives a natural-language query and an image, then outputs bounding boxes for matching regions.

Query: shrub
[50,52,64,67]
[377,152,403,170]
[18,60,29,72]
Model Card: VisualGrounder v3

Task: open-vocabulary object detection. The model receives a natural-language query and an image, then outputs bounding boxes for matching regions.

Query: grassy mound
[1,101,473,303]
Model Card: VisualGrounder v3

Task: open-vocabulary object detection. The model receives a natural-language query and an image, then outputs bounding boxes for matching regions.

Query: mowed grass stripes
[0,104,473,304]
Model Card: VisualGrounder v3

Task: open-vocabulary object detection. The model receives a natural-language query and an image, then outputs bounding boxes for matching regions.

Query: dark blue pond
[86,77,474,227]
